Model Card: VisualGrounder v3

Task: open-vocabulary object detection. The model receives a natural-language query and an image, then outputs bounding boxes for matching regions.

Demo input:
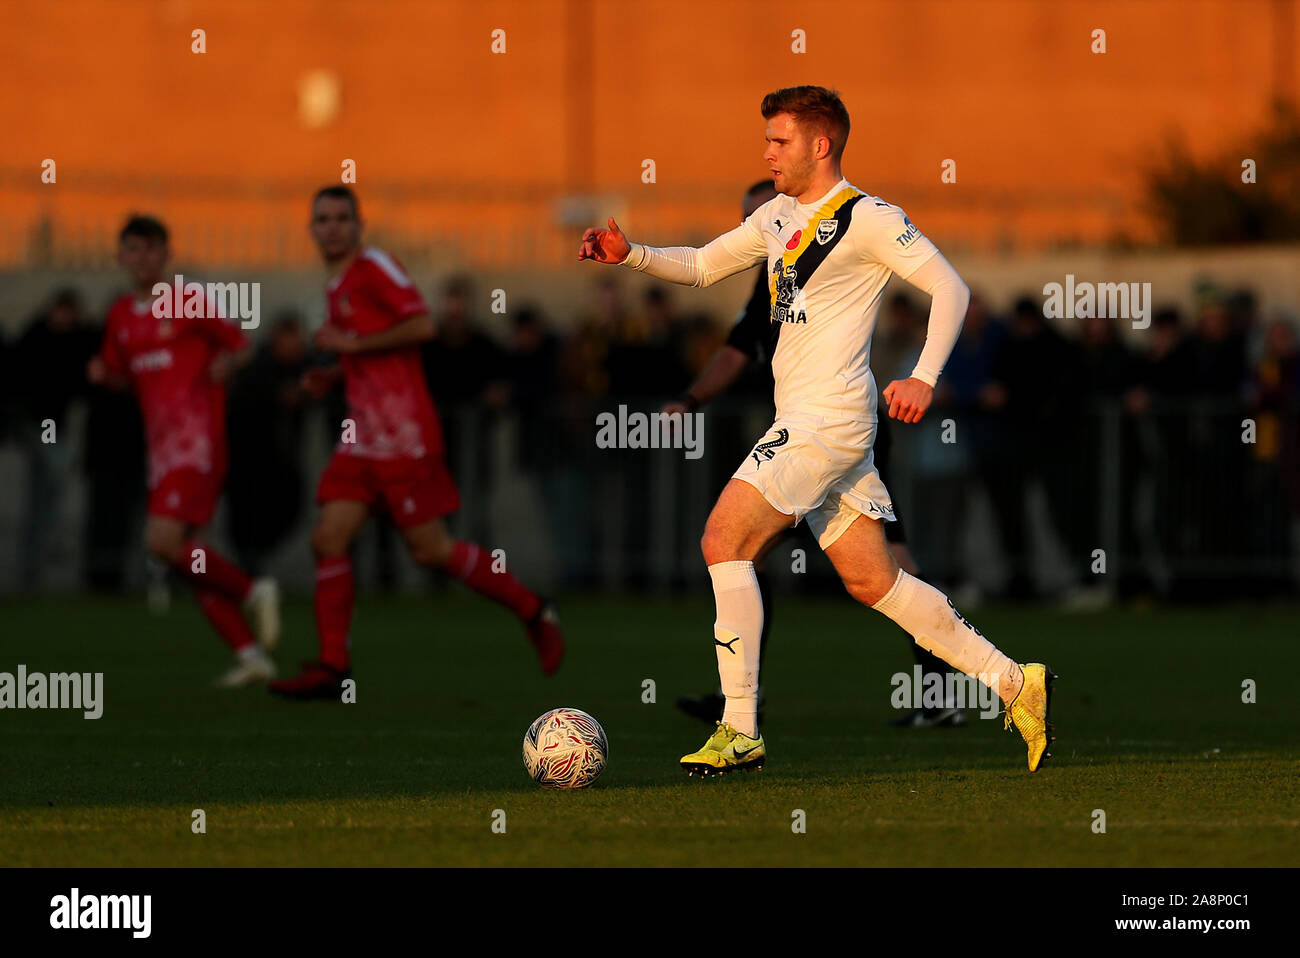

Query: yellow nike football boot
[680,722,766,777]
[1004,663,1057,771]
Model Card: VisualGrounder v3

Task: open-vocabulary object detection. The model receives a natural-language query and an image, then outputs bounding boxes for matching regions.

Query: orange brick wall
[2,0,1296,265]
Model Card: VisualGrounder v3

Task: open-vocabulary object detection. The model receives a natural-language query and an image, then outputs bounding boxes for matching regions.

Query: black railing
[0,397,1295,598]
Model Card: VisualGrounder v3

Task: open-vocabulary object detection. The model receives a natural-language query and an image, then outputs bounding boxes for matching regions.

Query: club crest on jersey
[815,219,838,245]
[771,264,807,325]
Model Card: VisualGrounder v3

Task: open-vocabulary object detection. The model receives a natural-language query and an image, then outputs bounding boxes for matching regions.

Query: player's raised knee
[406,531,455,568]
[844,570,897,607]
[144,522,184,564]
[408,541,451,568]
[700,527,735,566]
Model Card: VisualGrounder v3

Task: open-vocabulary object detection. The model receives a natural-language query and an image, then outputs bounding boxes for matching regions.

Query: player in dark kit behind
[668,181,966,729]
[270,187,563,699]
[87,215,281,687]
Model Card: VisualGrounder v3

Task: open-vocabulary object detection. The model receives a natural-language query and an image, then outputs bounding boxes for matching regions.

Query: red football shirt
[99,292,248,487]
[326,248,443,461]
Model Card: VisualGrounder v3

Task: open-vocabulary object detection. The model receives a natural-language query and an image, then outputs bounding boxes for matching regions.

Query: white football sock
[708,560,763,738]
[872,570,1024,704]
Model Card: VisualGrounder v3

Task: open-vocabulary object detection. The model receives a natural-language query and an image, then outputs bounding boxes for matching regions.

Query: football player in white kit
[579,86,1055,774]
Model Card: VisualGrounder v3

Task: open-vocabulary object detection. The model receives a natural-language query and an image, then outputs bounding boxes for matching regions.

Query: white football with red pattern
[522,707,608,788]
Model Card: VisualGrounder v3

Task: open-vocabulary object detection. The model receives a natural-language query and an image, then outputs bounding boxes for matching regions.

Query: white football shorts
[732,415,896,550]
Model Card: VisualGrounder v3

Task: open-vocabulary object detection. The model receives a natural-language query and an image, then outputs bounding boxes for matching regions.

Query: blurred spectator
[1080,314,1140,396]
[680,311,727,383]
[605,285,691,586]
[1,265,1286,602]
[1245,316,1300,592]
[11,289,100,589]
[83,296,146,592]
[422,275,507,547]
[553,278,626,587]
[1077,313,1148,597]
[1226,288,1261,358]
[505,304,562,472]
[0,323,9,445]
[422,275,509,410]
[504,305,588,586]
[920,290,1005,594]
[1190,300,1247,396]
[1250,316,1300,473]
[1134,306,1195,596]
[942,291,1006,413]
[981,295,1088,599]
[872,292,920,399]
[607,285,689,400]
[560,276,620,399]
[1135,306,1194,399]
[1187,298,1250,595]
[226,312,310,575]
[887,308,971,595]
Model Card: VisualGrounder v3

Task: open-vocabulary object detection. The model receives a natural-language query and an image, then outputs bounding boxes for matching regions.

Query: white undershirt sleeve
[898,251,970,387]
[619,218,767,288]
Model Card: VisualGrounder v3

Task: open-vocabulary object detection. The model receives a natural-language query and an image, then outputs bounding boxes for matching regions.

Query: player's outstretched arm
[314,313,435,355]
[301,364,343,399]
[578,215,766,288]
[209,344,253,383]
[85,356,129,391]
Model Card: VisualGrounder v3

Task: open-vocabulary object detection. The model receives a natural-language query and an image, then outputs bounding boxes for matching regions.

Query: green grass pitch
[1,592,1296,866]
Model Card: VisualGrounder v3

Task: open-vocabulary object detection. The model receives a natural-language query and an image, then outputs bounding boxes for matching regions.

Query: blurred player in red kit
[87,215,281,687]
[270,186,564,699]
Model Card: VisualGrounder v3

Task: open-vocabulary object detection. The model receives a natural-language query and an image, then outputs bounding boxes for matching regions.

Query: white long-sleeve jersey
[619,178,969,422]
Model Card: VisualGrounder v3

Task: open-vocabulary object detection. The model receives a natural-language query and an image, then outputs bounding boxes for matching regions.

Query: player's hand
[882,377,933,424]
[577,217,631,264]
[301,366,340,399]
[86,356,107,385]
[658,399,694,441]
[313,324,358,355]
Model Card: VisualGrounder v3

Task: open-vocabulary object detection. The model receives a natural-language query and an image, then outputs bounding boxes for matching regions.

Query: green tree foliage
[1145,100,1300,245]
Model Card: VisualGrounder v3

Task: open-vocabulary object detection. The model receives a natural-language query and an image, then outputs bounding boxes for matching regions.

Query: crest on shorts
[750,428,790,468]
[815,219,838,245]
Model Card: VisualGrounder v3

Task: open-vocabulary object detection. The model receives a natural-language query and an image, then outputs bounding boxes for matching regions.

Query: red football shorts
[149,467,224,527]
[316,452,461,528]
